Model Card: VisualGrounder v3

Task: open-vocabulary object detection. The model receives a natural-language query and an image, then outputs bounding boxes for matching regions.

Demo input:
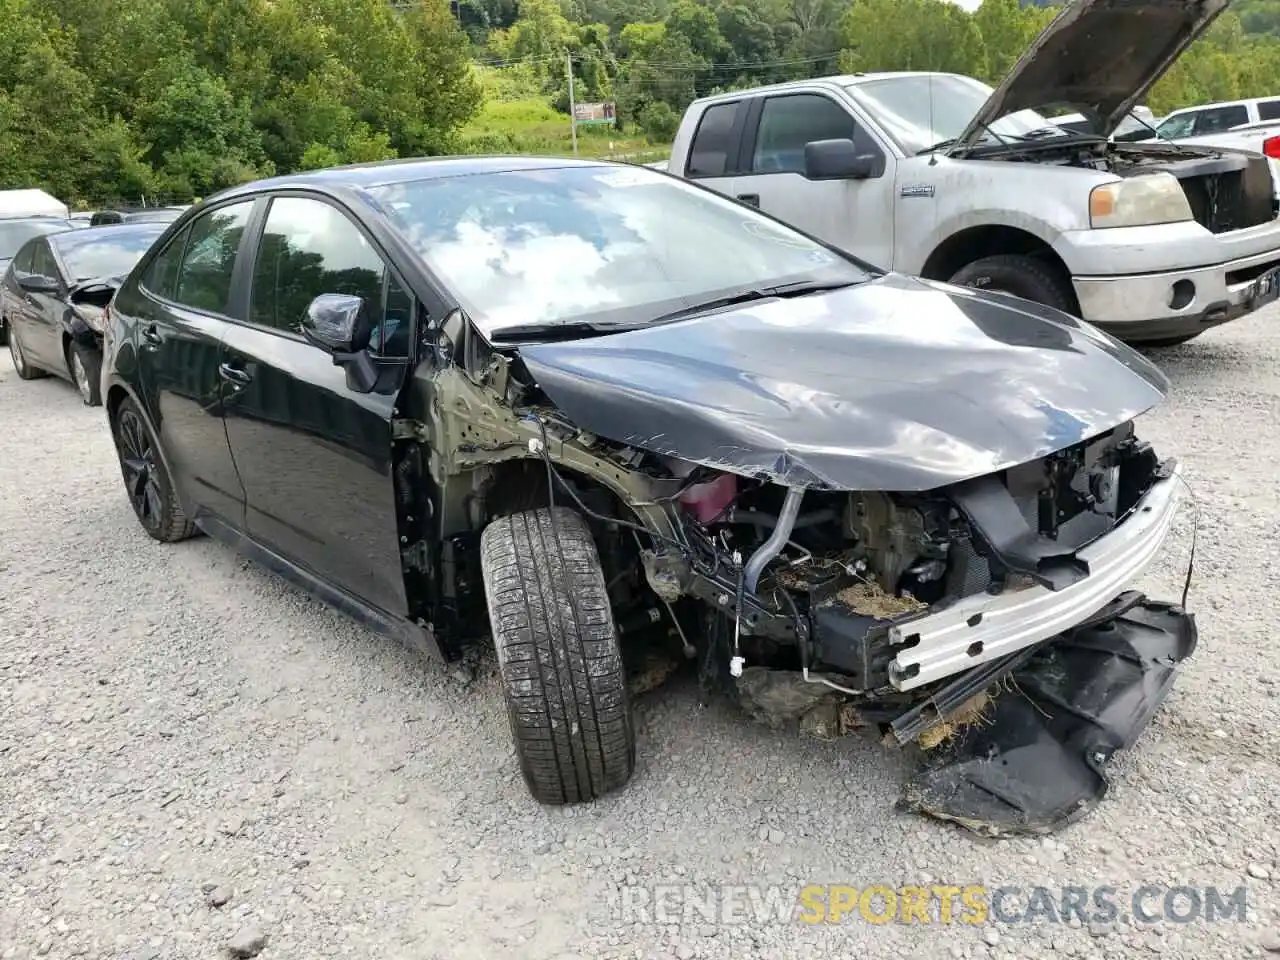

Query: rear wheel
[8,326,45,381]
[480,507,636,805]
[948,254,1077,314]
[111,398,198,543]
[69,342,102,406]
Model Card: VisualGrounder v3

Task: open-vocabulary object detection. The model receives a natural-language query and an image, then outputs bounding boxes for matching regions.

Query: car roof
[49,221,168,249]
[209,155,617,202]
[687,71,973,107]
[0,215,73,224]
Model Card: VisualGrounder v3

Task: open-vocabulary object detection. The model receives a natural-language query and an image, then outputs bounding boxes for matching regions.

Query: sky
[949,0,983,9]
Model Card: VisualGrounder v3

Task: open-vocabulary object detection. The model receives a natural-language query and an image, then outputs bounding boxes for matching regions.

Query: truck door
[733,92,896,271]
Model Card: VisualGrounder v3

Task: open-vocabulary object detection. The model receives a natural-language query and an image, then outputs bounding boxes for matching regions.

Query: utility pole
[566,51,578,156]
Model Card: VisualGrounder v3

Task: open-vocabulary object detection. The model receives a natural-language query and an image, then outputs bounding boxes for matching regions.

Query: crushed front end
[636,422,1196,837]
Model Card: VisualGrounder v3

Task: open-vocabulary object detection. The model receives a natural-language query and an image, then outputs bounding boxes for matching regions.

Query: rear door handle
[218,362,252,385]
[141,324,162,346]
[736,193,760,208]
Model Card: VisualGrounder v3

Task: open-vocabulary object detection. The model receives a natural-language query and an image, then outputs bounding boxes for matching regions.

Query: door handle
[736,193,761,208]
[141,324,162,346]
[218,362,252,386]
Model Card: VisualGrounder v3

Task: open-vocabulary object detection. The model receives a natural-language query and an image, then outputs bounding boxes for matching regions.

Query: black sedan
[99,157,1194,835]
[0,215,77,345]
[2,221,168,405]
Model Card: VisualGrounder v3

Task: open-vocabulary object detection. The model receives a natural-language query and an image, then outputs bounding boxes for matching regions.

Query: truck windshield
[847,74,1057,154]
[367,165,872,339]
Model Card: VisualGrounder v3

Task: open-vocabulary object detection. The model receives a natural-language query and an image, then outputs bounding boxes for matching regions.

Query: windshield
[846,74,1059,153]
[52,226,166,282]
[366,165,871,337]
[0,219,71,260]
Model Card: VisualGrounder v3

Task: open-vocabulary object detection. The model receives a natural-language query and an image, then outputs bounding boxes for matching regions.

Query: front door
[734,92,897,270]
[129,200,257,526]
[220,194,412,617]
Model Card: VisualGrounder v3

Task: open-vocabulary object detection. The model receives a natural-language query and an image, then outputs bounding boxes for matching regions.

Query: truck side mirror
[804,139,879,181]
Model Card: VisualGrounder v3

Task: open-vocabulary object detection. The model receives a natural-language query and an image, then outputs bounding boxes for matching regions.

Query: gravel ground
[2,311,1280,960]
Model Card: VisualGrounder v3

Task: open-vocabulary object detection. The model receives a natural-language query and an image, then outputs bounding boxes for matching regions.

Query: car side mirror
[17,273,60,295]
[804,139,879,181]
[301,293,379,393]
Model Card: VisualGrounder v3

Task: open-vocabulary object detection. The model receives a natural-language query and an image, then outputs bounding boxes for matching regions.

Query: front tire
[69,342,102,406]
[948,254,1077,314]
[111,398,198,543]
[480,507,636,805]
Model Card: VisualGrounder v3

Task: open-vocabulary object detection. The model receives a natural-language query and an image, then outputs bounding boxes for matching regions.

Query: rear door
[133,199,257,526]
[679,99,750,202]
[219,192,412,617]
[733,91,895,269]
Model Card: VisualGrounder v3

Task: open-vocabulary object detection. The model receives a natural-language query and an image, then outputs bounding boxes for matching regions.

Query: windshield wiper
[649,278,861,325]
[488,321,622,343]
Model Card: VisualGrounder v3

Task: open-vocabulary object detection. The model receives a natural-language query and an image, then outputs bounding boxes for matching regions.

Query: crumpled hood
[956,0,1228,147]
[517,273,1169,492]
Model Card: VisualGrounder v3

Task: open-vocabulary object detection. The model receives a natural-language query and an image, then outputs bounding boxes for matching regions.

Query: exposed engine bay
[967,137,1276,234]
[395,332,1198,838]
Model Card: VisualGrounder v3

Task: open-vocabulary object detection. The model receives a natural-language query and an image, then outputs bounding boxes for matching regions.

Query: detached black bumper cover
[899,597,1197,837]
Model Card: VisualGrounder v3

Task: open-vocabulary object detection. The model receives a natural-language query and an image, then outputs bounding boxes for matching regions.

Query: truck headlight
[1089,174,1193,229]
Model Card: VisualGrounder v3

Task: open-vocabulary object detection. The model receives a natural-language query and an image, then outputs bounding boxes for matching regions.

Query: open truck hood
[955,0,1228,148]
[517,273,1169,492]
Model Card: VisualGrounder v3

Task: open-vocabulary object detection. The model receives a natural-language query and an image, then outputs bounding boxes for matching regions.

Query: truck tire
[948,254,1077,315]
[480,506,636,805]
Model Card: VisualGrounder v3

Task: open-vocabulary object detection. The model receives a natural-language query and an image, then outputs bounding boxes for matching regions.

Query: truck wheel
[480,506,636,805]
[948,254,1076,314]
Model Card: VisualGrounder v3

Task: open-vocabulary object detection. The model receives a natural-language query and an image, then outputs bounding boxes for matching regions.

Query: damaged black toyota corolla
[102,157,1196,837]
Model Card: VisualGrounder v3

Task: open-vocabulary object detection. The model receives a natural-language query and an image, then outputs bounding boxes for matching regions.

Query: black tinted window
[687,101,740,178]
[173,202,254,314]
[251,197,407,355]
[1260,100,1280,121]
[142,227,189,299]
[1195,105,1249,134]
[30,241,61,281]
[752,94,856,174]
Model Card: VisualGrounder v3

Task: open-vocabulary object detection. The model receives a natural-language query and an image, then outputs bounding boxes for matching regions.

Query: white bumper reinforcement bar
[887,461,1184,692]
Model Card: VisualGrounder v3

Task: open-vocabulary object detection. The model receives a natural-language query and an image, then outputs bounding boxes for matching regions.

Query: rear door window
[141,227,190,300]
[171,202,255,314]
[1259,99,1280,122]
[686,101,741,178]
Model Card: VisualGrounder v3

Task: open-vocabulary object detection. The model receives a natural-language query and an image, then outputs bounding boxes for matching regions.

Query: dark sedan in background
[0,215,77,344]
[2,221,168,405]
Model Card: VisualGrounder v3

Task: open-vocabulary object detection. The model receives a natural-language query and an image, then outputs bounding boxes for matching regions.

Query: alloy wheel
[116,409,165,534]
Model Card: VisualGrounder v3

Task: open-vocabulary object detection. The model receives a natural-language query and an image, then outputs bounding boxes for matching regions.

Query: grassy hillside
[457,98,670,161]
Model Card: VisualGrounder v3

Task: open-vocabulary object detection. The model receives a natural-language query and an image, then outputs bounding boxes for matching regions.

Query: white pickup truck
[662,0,1280,346]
